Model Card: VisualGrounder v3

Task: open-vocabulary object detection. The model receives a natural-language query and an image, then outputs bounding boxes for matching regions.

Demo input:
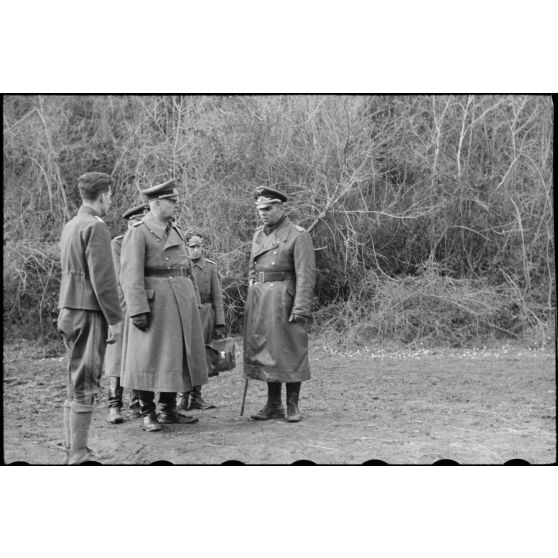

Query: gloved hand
[131,313,150,331]
[214,325,226,339]
[289,313,308,324]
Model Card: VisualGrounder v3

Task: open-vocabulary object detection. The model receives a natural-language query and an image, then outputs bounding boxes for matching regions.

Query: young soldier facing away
[104,203,147,424]
[177,231,226,412]
[243,186,316,422]
[57,172,122,464]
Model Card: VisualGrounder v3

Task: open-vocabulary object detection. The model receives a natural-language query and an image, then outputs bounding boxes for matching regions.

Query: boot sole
[188,405,217,410]
[251,414,285,420]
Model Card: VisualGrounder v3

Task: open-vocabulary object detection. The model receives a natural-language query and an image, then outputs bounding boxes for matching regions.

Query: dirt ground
[2,338,556,464]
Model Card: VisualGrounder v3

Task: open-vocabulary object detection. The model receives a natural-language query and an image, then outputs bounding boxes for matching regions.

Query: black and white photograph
[1,3,557,557]
[3,94,555,465]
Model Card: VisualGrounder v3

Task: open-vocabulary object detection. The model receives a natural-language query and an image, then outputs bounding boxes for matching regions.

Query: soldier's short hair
[78,172,112,202]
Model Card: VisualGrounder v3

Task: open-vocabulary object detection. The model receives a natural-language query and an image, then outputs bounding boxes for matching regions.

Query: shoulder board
[131,220,144,227]
[113,235,124,241]
[205,258,216,265]
[295,225,305,232]
[94,216,105,223]
[255,225,264,232]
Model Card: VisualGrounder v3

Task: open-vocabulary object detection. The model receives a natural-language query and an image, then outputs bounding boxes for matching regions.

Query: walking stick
[240,378,249,416]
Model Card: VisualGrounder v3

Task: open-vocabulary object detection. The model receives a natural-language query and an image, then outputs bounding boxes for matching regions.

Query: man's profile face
[99,189,112,217]
[188,241,203,261]
[258,203,283,226]
[157,198,179,221]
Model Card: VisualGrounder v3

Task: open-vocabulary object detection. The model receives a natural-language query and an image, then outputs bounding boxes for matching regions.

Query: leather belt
[253,271,294,283]
[145,267,190,278]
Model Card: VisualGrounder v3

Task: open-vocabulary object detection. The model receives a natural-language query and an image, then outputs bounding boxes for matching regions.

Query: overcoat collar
[142,212,166,239]
[142,213,183,251]
[253,217,291,259]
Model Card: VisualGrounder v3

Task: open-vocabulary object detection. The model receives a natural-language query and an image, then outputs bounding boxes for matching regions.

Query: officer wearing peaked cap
[104,203,148,425]
[119,179,208,432]
[243,186,316,422]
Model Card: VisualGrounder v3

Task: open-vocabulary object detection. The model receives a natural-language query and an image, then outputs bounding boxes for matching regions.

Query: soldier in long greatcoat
[104,203,147,424]
[176,230,226,411]
[243,186,316,422]
[119,179,208,432]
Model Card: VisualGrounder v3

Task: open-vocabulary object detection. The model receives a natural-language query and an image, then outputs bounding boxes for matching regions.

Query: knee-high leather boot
[159,392,198,424]
[62,400,72,464]
[68,401,94,464]
[139,390,161,432]
[107,377,124,424]
[129,389,141,418]
[189,385,216,410]
[251,382,284,420]
[176,391,190,411]
[286,382,302,422]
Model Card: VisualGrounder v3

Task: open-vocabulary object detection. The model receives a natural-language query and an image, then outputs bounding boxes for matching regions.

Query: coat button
[271,262,275,265]
[273,251,277,254]
[270,283,274,286]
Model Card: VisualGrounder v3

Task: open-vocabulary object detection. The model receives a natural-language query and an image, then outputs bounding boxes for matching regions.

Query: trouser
[58,308,108,405]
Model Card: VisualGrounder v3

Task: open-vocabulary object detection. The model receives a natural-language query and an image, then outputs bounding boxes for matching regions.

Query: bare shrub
[3,241,61,342]
[313,260,551,348]
[3,95,554,348]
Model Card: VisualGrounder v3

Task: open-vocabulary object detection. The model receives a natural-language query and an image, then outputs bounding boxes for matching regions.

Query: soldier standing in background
[177,230,226,412]
[119,179,208,432]
[243,186,316,422]
[104,203,147,424]
[57,172,122,464]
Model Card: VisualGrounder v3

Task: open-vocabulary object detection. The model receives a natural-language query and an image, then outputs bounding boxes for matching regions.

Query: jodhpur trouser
[58,308,108,405]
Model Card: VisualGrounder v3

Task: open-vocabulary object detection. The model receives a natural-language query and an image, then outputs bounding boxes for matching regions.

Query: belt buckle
[258,271,265,282]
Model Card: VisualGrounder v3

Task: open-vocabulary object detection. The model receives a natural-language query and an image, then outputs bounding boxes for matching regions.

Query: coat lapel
[252,229,278,259]
[163,225,184,251]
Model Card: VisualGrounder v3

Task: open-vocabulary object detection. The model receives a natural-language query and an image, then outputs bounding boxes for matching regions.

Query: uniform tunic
[243,217,315,383]
[191,257,225,343]
[119,212,208,392]
[57,206,122,403]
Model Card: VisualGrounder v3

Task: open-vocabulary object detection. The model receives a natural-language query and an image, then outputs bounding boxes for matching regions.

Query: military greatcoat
[103,235,125,377]
[119,212,208,392]
[243,217,316,382]
[191,258,225,343]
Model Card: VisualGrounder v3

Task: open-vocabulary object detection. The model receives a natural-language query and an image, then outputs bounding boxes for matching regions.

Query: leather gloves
[131,313,150,331]
[289,313,308,324]
[214,325,226,339]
